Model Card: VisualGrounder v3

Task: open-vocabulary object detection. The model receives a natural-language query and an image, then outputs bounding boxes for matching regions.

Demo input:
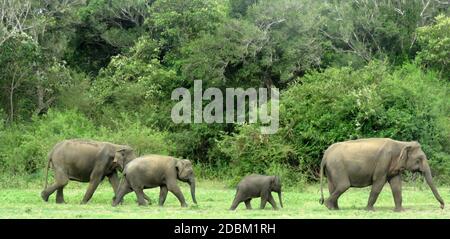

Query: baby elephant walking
[230,174,283,210]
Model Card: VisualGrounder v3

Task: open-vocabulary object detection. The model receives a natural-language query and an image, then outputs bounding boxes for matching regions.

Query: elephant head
[176,159,197,204]
[391,142,444,209]
[114,146,136,172]
[270,176,283,208]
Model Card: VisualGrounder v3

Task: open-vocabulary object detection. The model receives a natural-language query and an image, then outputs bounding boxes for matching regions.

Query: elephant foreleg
[267,194,278,210]
[244,199,252,210]
[389,175,404,212]
[108,172,120,195]
[260,191,269,209]
[167,183,187,207]
[159,186,168,206]
[366,179,386,211]
[81,176,102,204]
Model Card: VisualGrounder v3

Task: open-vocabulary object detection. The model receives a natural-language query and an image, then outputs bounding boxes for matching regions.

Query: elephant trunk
[278,191,283,208]
[422,160,444,209]
[189,177,197,204]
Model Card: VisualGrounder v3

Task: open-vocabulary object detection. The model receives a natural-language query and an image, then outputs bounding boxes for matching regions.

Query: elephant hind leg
[325,177,350,210]
[133,188,148,206]
[327,177,335,195]
[56,187,67,204]
[41,168,68,202]
[143,193,152,205]
[229,192,243,210]
[327,178,338,208]
[112,179,132,206]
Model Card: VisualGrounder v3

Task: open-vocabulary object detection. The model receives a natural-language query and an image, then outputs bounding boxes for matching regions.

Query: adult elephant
[112,155,197,207]
[41,139,136,204]
[319,138,445,212]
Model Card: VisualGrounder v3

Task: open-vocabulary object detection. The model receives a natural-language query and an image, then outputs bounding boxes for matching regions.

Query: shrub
[0,109,172,180]
[214,61,450,182]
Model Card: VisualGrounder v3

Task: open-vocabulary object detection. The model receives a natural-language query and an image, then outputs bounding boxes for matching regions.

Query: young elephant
[112,155,197,207]
[319,138,445,212]
[41,139,136,204]
[230,174,283,210]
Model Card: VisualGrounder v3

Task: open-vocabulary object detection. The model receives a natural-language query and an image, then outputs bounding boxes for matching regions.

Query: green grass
[0,180,448,218]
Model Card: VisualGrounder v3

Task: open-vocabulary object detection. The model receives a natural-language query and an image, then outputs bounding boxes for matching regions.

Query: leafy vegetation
[0,0,449,187]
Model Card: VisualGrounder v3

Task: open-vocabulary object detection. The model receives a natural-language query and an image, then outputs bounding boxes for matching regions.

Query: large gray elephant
[319,138,445,211]
[41,139,136,204]
[112,154,197,207]
[230,174,283,210]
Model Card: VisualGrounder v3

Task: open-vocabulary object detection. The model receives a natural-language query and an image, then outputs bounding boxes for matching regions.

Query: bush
[0,109,172,181]
[215,124,304,187]
[416,15,450,77]
[214,61,450,183]
[281,61,449,181]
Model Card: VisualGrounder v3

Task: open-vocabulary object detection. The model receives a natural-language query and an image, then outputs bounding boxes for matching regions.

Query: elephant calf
[41,139,136,204]
[230,174,283,210]
[319,138,445,212]
[112,155,197,207]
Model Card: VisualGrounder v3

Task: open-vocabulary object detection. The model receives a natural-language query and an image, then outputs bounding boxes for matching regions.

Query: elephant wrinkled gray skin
[112,155,197,207]
[41,139,136,204]
[319,138,445,212]
[230,174,283,210]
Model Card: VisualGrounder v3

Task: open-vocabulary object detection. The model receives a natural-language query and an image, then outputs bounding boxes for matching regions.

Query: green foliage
[0,109,171,178]
[215,125,302,186]
[147,0,225,65]
[1,0,449,184]
[67,0,149,74]
[280,61,449,180]
[0,34,41,121]
[416,15,450,78]
[229,0,258,18]
[182,0,326,89]
[88,36,178,129]
[212,62,449,182]
[323,0,448,66]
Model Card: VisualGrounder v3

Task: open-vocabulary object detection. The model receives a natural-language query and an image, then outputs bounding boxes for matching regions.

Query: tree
[146,0,225,65]
[181,0,326,89]
[67,0,150,74]
[322,0,449,66]
[416,14,450,78]
[0,0,33,46]
[0,35,40,122]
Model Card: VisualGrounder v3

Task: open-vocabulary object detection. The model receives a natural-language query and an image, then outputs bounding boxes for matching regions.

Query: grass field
[0,180,449,219]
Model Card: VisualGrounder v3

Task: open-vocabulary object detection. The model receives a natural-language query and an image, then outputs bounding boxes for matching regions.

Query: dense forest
[0,0,449,186]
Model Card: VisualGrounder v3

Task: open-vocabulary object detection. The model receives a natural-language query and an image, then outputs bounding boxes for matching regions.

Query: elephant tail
[319,156,326,205]
[43,152,52,189]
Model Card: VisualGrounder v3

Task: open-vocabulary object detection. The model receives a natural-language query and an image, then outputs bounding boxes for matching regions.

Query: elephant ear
[114,148,128,169]
[175,159,192,178]
[175,159,184,175]
[97,145,116,164]
[270,176,278,188]
[389,145,411,174]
